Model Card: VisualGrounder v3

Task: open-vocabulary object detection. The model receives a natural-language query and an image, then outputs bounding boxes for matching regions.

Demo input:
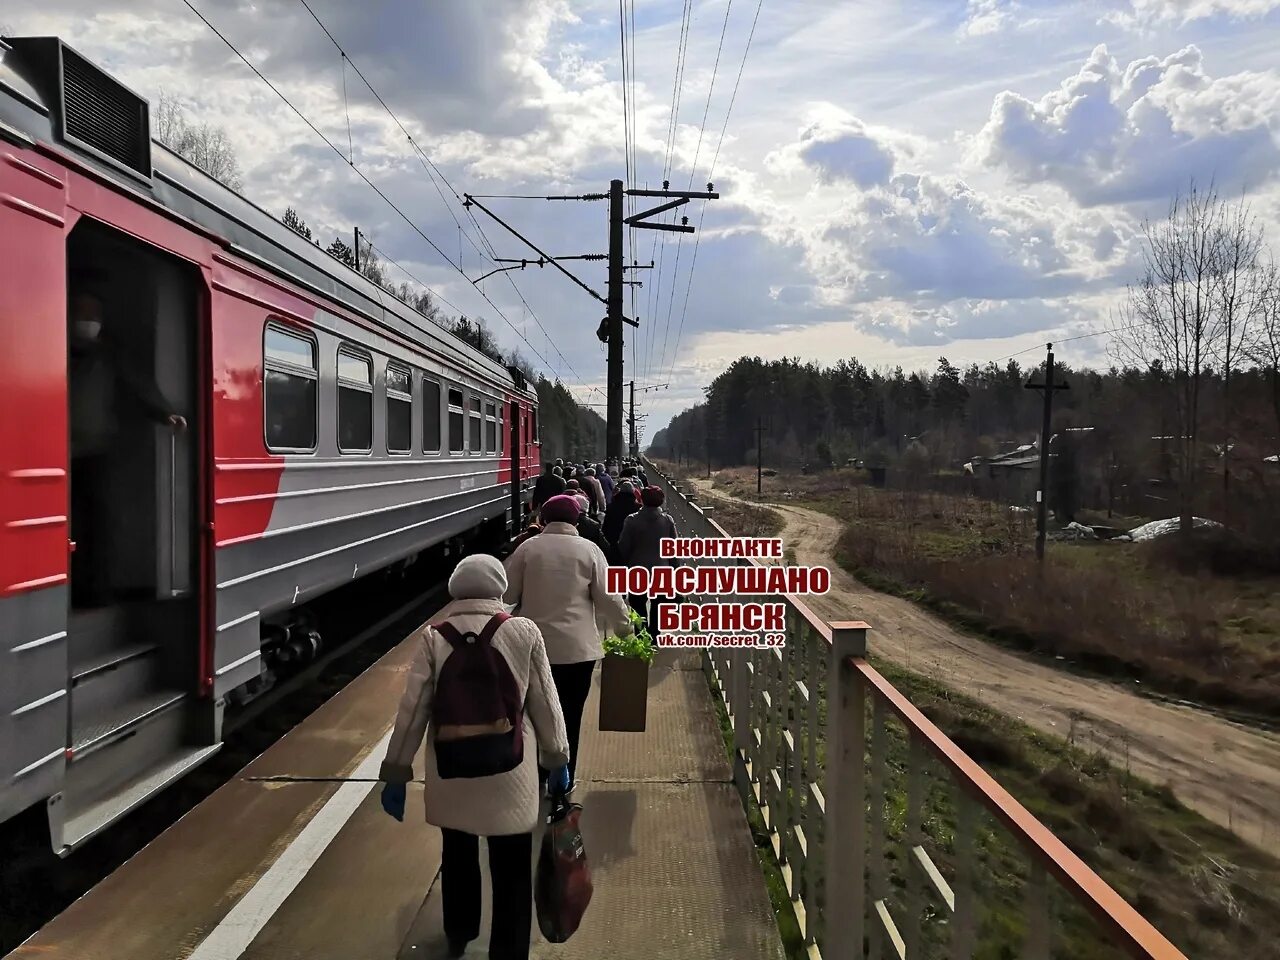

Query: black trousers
[440,828,533,960]
[548,660,595,784]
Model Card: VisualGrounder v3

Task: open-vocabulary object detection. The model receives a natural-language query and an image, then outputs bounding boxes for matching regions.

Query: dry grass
[708,464,1280,719]
[683,465,1280,959]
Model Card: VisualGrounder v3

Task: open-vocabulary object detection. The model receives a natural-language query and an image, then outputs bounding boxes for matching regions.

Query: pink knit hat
[540,494,581,524]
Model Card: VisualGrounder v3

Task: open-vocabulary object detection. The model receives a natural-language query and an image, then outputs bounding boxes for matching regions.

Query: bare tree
[1253,258,1280,440]
[1211,195,1266,522]
[154,91,244,190]
[1111,183,1225,536]
[355,235,385,287]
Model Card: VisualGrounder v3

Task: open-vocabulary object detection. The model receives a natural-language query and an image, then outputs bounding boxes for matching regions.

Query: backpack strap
[477,612,511,646]
[432,621,468,649]
[432,612,510,649]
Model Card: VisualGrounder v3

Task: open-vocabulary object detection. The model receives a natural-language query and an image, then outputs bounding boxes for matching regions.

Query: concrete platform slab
[8,626,784,960]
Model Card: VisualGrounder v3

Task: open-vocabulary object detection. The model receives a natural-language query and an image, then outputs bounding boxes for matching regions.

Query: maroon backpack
[432,612,524,779]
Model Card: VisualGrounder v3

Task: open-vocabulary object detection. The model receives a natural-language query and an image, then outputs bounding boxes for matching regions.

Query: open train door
[54,218,217,853]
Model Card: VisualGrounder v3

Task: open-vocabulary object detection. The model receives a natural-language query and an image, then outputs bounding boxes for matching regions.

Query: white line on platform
[185,730,393,960]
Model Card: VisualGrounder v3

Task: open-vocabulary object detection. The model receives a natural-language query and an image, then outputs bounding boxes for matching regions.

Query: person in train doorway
[617,486,679,645]
[503,494,632,794]
[68,287,186,607]
[378,554,570,960]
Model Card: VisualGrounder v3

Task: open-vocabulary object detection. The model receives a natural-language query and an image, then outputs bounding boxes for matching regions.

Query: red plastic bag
[534,797,593,942]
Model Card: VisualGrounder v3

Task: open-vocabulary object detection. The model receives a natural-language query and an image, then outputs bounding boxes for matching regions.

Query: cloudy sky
[8,0,1280,436]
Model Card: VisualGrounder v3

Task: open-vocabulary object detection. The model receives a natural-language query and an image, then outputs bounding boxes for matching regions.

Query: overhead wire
[291,0,606,393]
[294,0,484,263]
[644,0,693,389]
[293,0,604,398]
[179,0,602,400]
[657,0,734,381]
[664,0,763,388]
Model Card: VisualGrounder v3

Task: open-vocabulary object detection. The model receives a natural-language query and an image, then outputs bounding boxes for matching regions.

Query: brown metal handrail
[644,460,1188,960]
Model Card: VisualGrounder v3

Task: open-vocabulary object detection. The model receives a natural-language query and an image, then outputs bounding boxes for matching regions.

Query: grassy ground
[662,459,1280,959]
[705,464,1280,720]
[695,491,786,539]
[877,662,1280,959]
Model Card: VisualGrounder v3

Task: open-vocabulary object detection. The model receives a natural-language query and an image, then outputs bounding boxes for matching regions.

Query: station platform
[7,618,785,960]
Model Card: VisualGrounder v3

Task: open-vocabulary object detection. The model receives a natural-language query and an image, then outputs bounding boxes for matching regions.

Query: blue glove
[380,782,406,822]
[549,765,570,797]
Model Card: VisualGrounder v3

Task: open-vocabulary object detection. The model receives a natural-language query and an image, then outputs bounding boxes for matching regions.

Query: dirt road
[690,478,1280,858]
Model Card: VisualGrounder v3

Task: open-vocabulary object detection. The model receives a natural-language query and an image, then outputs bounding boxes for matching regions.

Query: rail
[642,459,1187,960]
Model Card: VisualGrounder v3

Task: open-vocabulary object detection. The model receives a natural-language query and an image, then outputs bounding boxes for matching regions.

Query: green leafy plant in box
[603,608,654,664]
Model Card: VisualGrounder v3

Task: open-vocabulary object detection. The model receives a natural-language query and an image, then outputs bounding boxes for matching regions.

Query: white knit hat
[448,553,508,600]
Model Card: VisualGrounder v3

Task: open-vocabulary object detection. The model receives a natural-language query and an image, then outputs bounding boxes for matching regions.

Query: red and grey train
[0,37,540,853]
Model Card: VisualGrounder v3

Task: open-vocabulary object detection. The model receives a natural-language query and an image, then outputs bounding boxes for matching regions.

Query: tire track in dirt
[691,478,1280,858]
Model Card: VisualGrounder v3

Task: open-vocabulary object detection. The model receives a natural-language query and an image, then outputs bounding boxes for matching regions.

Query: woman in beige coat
[378,553,569,960]
[504,494,632,793]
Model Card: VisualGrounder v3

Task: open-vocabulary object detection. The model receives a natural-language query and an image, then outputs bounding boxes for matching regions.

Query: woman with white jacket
[378,553,569,960]
[504,494,632,792]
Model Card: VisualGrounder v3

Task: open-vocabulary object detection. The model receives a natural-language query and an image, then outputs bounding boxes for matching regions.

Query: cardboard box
[597,655,648,732]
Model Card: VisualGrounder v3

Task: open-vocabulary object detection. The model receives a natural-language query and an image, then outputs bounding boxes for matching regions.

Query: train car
[0,36,540,854]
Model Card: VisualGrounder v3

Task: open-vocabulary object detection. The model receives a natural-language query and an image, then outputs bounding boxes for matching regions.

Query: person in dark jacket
[576,509,610,555]
[510,519,542,550]
[596,463,614,506]
[602,479,641,553]
[531,464,565,511]
[617,486,679,641]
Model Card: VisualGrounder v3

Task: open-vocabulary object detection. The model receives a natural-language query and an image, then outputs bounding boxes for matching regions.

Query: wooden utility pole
[606,179,625,461]
[1025,343,1070,562]
[463,182,711,462]
[628,379,637,457]
[756,417,765,496]
[353,225,361,272]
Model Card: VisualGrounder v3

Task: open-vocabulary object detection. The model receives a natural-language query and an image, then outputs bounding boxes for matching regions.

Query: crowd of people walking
[378,456,679,960]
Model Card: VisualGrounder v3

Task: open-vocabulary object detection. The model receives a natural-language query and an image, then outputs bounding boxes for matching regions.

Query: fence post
[824,621,870,959]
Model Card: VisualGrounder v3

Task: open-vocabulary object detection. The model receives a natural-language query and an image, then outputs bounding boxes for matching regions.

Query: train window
[423,377,442,453]
[530,408,539,445]
[469,395,482,453]
[386,362,412,454]
[337,346,373,453]
[447,386,464,453]
[497,403,504,456]
[484,401,497,454]
[264,324,317,452]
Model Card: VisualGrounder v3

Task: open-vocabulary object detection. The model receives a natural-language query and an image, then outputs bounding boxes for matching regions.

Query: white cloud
[763,103,923,189]
[976,44,1280,205]
[1124,0,1280,25]
[963,0,1018,36]
[8,0,1280,437]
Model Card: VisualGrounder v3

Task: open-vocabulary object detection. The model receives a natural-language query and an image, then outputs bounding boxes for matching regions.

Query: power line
[260,1,595,392]
[645,0,694,388]
[179,0,601,400]
[664,0,764,388]
[366,240,468,317]
[178,0,459,271]
[656,0,735,381]
[296,0,533,287]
